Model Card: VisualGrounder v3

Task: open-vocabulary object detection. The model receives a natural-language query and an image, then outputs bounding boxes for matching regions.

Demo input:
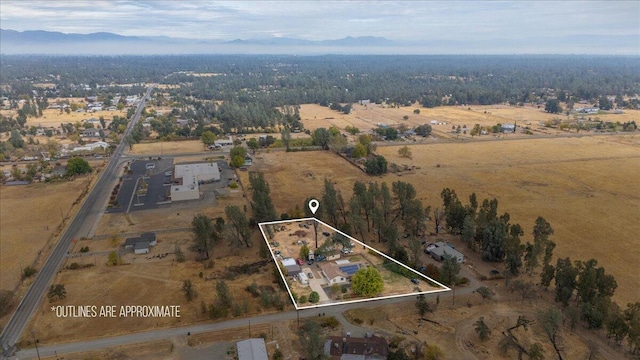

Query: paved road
[0,87,154,358]
[12,284,487,359]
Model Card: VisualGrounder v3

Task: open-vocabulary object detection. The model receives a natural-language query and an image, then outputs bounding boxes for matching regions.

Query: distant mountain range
[1,29,400,53]
[1,29,638,55]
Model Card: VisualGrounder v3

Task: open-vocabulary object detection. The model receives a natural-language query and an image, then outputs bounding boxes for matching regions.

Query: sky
[1,1,639,54]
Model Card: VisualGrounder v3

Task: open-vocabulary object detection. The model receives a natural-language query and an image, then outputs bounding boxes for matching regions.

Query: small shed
[134,241,150,254]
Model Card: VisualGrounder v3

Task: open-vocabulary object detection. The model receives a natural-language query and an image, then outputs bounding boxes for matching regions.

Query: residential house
[81,128,101,138]
[325,335,389,360]
[134,241,150,255]
[214,136,234,147]
[430,242,465,263]
[320,261,365,285]
[125,233,157,253]
[500,124,516,133]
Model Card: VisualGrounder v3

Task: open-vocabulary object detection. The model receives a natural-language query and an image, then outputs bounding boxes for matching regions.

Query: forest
[2,55,639,107]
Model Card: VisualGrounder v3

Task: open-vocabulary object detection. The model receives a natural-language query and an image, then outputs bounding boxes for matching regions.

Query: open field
[241,134,640,305]
[0,173,100,293]
[26,108,126,127]
[300,103,640,140]
[375,135,640,304]
[237,150,366,215]
[129,140,206,155]
[22,229,290,345]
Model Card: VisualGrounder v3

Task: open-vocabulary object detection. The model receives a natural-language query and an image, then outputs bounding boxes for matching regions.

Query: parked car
[307,260,314,265]
[411,278,420,285]
[296,258,304,265]
[322,231,331,237]
[274,250,281,256]
[316,255,326,262]
[308,272,314,278]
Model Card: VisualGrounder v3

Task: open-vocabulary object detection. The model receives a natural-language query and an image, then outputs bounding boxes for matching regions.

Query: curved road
[0,86,154,358]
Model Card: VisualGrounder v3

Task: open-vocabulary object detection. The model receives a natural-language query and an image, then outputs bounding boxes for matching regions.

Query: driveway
[304,267,330,304]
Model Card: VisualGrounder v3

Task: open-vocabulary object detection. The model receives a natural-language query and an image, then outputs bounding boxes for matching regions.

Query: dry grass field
[23,229,289,345]
[38,340,174,360]
[0,175,96,293]
[28,108,126,127]
[240,134,639,305]
[129,140,206,155]
[237,150,366,215]
[300,103,640,140]
[375,135,640,304]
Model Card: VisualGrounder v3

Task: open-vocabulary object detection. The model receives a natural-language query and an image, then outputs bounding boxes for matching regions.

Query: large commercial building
[170,162,220,202]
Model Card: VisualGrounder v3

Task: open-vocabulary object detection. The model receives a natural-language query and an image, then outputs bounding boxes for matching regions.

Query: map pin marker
[308,199,319,215]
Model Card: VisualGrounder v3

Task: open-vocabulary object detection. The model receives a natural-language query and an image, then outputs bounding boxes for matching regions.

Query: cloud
[0,0,637,47]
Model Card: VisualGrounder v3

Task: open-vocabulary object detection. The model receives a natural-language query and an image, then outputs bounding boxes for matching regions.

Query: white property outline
[258,217,451,310]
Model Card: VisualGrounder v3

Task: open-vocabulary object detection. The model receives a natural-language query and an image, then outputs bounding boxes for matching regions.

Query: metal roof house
[237,338,268,360]
[134,241,150,254]
[430,242,464,263]
[500,123,516,133]
[125,232,157,252]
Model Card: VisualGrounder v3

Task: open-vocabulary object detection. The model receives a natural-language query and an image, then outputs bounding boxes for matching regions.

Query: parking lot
[109,158,174,213]
[108,158,237,214]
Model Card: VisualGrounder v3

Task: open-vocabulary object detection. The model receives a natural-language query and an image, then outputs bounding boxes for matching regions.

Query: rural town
[1,1,639,360]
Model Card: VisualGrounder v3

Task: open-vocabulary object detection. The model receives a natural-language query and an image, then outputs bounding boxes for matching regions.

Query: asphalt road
[0,86,154,358]
[12,285,484,359]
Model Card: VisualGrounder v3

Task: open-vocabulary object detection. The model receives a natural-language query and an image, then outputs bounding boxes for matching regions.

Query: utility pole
[31,331,41,360]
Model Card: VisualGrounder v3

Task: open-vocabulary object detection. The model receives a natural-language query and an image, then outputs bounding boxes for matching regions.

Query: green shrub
[23,266,37,278]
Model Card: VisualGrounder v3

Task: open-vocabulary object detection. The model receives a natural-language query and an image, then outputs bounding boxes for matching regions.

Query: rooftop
[237,338,268,360]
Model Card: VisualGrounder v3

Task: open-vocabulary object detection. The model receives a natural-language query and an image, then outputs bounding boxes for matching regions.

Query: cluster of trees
[437,187,639,355]
[312,179,427,267]
[2,56,639,145]
[440,189,556,277]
